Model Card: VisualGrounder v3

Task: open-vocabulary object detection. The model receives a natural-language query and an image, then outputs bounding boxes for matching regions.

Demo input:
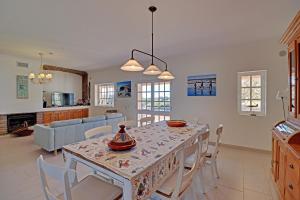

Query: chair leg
[213,160,220,179]
[192,174,201,199]
[198,168,206,194]
[210,164,217,188]
[190,185,197,200]
[183,187,195,200]
[54,149,57,156]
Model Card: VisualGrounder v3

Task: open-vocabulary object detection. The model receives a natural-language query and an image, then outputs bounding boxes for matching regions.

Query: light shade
[46,73,53,80]
[143,64,162,75]
[29,73,35,80]
[276,88,289,100]
[121,59,144,72]
[38,73,45,79]
[158,70,175,80]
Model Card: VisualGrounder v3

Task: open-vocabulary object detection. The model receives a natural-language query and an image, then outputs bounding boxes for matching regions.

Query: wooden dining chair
[37,155,122,200]
[117,120,137,129]
[139,116,155,127]
[152,130,207,200]
[84,125,113,140]
[204,124,223,185]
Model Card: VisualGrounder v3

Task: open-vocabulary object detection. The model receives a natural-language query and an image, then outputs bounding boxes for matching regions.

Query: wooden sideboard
[272,10,300,200]
[281,10,300,118]
[272,119,300,200]
[42,108,89,124]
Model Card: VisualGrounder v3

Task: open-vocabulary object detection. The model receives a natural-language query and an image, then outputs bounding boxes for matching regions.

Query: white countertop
[42,106,90,112]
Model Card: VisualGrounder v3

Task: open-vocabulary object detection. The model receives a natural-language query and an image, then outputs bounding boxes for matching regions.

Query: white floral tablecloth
[63,121,208,200]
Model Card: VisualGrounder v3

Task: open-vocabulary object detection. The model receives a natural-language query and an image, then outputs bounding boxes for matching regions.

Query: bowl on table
[108,125,136,151]
[166,120,187,127]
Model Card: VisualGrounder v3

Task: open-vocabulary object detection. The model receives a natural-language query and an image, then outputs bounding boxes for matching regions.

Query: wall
[0,54,82,114]
[89,38,288,151]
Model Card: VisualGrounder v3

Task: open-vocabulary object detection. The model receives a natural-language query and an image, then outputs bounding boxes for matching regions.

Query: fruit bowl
[166,120,187,127]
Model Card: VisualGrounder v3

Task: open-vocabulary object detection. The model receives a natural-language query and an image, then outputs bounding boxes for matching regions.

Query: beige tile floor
[0,134,279,200]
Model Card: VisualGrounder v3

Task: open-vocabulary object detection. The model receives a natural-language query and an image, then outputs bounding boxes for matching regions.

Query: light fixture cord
[151,9,154,65]
[281,97,286,120]
[40,53,43,70]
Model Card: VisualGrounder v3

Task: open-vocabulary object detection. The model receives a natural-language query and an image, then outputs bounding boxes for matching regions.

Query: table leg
[122,179,133,200]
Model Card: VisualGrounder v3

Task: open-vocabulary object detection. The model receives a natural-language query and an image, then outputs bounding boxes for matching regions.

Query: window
[137,82,171,126]
[95,83,115,107]
[238,70,267,116]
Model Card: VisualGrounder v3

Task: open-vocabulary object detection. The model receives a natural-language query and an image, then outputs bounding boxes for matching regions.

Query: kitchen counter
[42,105,90,112]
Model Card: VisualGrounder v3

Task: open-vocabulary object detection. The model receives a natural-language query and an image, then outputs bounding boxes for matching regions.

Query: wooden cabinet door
[43,112,52,124]
[78,109,83,118]
[82,109,89,118]
[64,111,71,120]
[278,142,286,198]
[72,110,82,119]
[53,112,59,122]
[58,111,65,121]
[272,136,279,181]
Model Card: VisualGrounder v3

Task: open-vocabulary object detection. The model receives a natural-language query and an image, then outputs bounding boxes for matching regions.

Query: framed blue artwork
[117,81,131,97]
[187,74,216,96]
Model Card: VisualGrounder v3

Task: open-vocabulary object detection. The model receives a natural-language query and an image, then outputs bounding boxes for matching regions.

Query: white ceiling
[0,0,299,70]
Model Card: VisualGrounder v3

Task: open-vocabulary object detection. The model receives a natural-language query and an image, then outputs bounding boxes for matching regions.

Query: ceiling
[0,0,299,70]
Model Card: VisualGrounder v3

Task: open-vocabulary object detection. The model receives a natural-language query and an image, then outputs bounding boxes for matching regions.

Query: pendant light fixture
[29,53,53,84]
[121,6,175,80]
[143,6,161,75]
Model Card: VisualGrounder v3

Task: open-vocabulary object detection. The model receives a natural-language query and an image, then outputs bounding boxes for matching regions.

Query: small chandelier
[121,6,175,80]
[29,53,53,84]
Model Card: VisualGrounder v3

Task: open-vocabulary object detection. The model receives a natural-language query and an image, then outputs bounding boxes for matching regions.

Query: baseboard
[209,142,271,154]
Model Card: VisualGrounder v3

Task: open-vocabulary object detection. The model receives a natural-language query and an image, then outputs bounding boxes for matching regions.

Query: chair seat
[184,144,215,169]
[58,175,122,200]
[156,169,192,198]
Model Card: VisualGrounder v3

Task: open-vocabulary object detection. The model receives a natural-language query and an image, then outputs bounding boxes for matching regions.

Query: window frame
[237,70,267,116]
[136,81,171,126]
[94,83,115,107]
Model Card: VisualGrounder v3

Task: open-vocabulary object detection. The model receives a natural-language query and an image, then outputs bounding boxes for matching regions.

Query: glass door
[289,45,297,117]
[137,81,171,126]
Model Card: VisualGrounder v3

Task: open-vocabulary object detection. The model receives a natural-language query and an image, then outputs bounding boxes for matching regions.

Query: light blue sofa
[34,113,125,153]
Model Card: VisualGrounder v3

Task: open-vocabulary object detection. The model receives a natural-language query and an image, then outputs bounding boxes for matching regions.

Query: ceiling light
[121,58,144,72]
[121,6,175,79]
[29,52,53,84]
[158,69,175,80]
[143,64,161,75]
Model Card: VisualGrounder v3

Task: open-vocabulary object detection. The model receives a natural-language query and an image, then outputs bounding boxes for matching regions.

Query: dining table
[62,121,208,200]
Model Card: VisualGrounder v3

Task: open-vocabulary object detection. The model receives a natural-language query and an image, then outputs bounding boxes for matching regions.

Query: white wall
[89,38,288,151]
[0,54,82,114]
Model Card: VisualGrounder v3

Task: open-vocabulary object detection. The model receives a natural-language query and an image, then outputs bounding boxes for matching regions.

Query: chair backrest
[213,124,223,158]
[117,120,137,129]
[172,130,209,199]
[200,129,210,156]
[139,116,155,127]
[84,125,113,140]
[37,155,76,200]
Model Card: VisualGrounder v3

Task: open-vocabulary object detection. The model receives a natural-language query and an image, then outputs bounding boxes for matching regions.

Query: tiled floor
[0,134,279,200]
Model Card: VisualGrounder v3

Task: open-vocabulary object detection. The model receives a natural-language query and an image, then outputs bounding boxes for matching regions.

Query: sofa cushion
[106,113,123,119]
[50,119,82,128]
[82,115,106,123]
